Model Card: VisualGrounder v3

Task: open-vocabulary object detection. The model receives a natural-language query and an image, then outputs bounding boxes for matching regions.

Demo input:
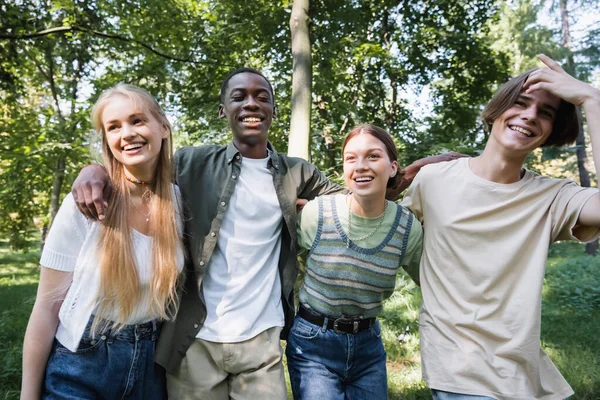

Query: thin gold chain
[346,194,388,246]
[130,188,153,222]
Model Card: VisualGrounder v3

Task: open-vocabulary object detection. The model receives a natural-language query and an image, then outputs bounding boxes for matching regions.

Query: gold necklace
[346,194,388,247]
[130,189,153,222]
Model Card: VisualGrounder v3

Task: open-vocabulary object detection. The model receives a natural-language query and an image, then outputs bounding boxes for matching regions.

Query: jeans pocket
[291,318,321,340]
[55,334,105,354]
[370,321,382,338]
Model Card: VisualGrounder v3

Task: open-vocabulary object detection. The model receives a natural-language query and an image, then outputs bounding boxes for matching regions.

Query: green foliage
[545,243,600,315]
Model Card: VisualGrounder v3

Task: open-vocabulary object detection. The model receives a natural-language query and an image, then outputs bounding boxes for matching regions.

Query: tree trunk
[47,154,66,234]
[560,0,598,255]
[288,0,311,160]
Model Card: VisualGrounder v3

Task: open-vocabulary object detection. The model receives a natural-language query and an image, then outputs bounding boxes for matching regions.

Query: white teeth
[355,177,373,182]
[124,143,144,151]
[512,126,533,137]
[243,117,261,122]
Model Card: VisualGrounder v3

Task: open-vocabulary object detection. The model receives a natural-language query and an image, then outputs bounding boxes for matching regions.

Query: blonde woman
[21,84,184,400]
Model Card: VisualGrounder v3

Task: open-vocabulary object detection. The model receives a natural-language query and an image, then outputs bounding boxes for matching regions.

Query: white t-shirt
[402,158,599,400]
[198,154,285,342]
[41,187,184,352]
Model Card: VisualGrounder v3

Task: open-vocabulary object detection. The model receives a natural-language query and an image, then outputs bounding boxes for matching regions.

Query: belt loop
[321,317,328,332]
[107,326,115,344]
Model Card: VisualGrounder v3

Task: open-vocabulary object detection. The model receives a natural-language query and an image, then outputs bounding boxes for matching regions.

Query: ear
[390,160,399,177]
[161,124,170,139]
[218,104,225,119]
[273,106,277,120]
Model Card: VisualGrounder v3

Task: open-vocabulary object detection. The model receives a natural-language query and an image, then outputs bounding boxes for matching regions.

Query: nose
[355,157,368,171]
[521,104,538,123]
[243,95,259,110]
[121,123,136,138]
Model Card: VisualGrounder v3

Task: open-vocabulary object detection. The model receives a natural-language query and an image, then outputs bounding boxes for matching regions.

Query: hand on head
[524,54,600,107]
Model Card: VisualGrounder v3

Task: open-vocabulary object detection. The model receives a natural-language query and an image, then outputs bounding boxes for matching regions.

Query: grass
[1,239,599,399]
[0,238,41,400]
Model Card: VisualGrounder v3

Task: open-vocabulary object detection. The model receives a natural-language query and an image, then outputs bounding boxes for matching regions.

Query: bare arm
[21,268,71,400]
[71,165,112,220]
[525,54,600,228]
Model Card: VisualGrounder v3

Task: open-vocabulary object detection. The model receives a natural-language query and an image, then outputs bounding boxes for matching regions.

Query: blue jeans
[431,389,496,400]
[285,314,387,400]
[43,318,166,400]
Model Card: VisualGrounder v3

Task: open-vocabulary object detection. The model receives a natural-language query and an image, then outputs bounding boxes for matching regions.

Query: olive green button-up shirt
[155,142,342,373]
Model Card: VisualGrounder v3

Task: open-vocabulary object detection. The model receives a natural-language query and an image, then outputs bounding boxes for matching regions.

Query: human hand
[296,198,308,214]
[71,165,112,220]
[403,152,468,181]
[524,54,600,108]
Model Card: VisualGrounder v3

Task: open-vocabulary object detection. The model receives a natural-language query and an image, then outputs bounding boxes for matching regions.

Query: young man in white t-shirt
[403,55,600,400]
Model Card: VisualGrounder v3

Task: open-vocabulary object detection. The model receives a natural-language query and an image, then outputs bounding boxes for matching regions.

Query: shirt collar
[226,141,280,170]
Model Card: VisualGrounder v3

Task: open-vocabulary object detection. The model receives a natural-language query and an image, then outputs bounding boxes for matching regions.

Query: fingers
[447,152,470,159]
[538,54,565,73]
[72,186,96,220]
[524,82,549,94]
[296,198,308,214]
[92,180,112,221]
[71,165,112,221]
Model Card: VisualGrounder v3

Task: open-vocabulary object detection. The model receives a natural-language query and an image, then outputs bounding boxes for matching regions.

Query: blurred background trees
[1,0,598,250]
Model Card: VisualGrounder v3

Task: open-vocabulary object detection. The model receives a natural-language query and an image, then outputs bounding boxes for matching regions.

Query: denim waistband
[86,317,160,342]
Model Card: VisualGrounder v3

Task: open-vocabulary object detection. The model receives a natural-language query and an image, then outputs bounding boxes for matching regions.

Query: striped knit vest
[299,195,414,318]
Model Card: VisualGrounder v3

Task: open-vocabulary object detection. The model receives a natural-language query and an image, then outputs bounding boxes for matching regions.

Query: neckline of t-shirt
[132,229,152,240]
[240,154,270,168]
[335,194,396,225]
[461,157,533,189]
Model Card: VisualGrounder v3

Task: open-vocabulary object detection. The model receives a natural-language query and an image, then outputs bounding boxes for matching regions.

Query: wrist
[581,88,600,109]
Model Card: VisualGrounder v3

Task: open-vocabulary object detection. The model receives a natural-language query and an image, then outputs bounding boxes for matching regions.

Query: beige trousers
[166,327,287,400]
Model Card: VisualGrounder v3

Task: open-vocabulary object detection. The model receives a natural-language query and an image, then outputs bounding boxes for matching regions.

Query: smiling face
[489,89,561,155]
[218,72,275,149]
[101,95,169,179]
[343,132,398,201]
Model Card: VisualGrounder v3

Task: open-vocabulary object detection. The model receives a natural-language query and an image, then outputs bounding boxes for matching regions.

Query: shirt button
[193,324,199,329]
[199,261,205,266]
[220,201,226,207]
[236,155,240,160]
[231,175,236,180]
[101,335,107,340]
[210,232,216,237]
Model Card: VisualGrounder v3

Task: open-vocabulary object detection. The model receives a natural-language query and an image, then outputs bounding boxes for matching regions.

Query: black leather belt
[298,305,376,334]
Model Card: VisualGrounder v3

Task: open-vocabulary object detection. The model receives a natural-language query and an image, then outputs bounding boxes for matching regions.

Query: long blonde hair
[90,83,182,330]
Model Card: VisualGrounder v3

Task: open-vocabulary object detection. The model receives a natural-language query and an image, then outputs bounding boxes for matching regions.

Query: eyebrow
[517,94,558,113]
[230,87,271,96]
[344,147,385,154]
[104,112,146,125]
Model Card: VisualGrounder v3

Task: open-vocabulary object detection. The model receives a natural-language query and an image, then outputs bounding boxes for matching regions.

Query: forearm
[21,305,60,399]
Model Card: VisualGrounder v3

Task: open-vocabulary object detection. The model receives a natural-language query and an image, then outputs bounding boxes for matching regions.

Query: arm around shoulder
[296,159,344,200]
[71,164,111,221]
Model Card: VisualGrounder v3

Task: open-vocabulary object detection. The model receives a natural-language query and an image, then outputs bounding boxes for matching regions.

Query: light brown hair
[342,124,404,200]
[481,69,579,147]
[90,84,182,330]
